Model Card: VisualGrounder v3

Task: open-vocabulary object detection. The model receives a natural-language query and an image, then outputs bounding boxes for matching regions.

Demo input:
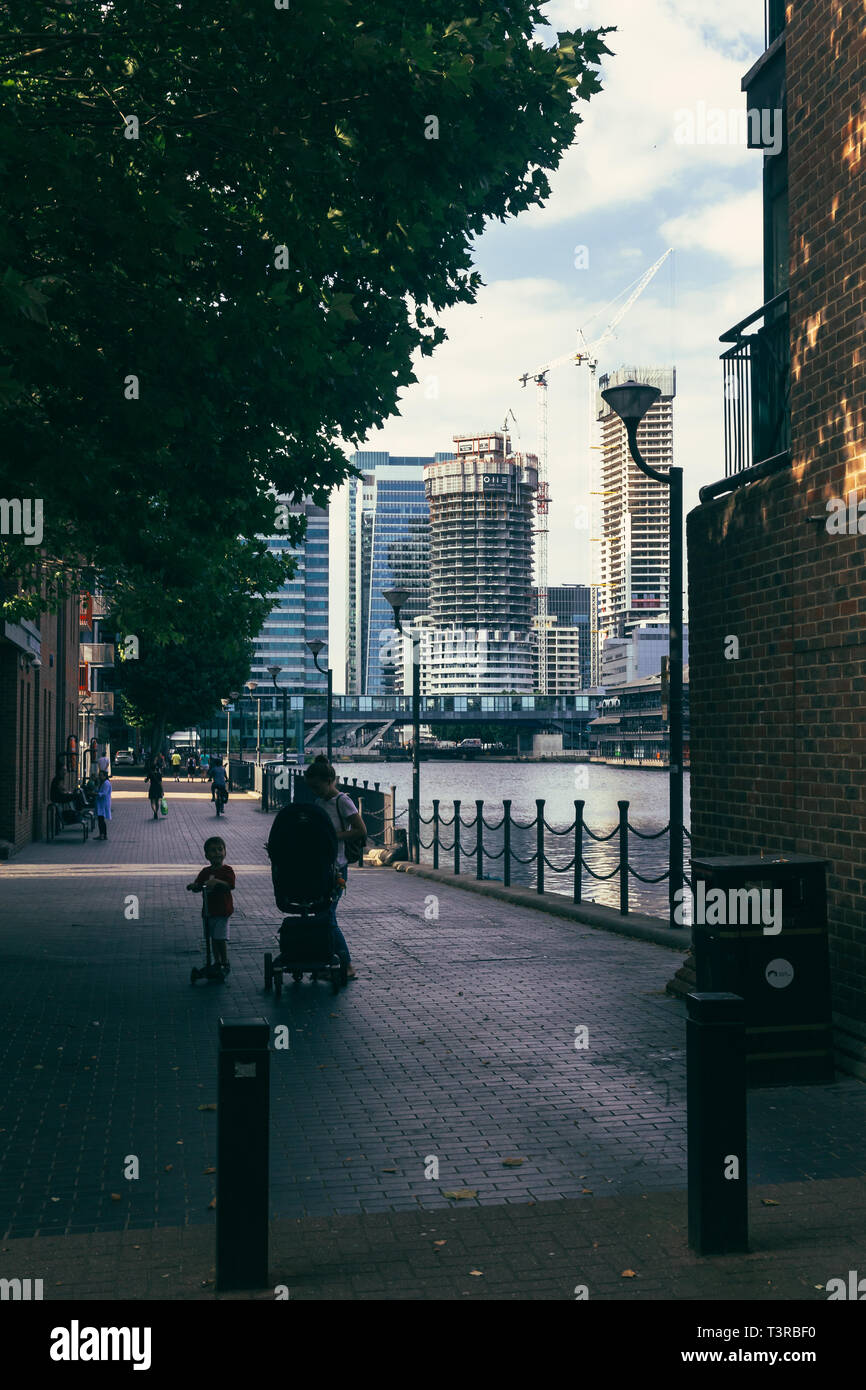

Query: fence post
[432,800,440,870]
[390,785,397,848]
[408,798,415,862]
[476,799,484,880]
[216,1017,270,1290]
[503,800,512,888]
[536,799,545,895]
[618,800,629,915]
[357,797,364,869]
[687,993,748,1255]
[574,800,585,905]
[453,800,461,876]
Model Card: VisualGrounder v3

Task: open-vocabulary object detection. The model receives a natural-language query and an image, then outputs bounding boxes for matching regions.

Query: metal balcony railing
[80,643,115,666]
[86,691,115,712]
[720,292,790,477]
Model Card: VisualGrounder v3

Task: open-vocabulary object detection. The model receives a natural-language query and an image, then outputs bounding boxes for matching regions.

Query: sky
[329,0,768,691]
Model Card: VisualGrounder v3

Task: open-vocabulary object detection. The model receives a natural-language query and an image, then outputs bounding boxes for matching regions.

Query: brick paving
[0,778,864,1297]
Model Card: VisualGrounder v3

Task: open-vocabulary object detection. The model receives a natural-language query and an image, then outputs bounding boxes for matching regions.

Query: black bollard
[216,1017,270,1290]
[686,992,748,1255]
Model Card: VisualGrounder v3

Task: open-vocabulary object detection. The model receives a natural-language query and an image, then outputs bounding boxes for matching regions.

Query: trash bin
[691,854,834,1087]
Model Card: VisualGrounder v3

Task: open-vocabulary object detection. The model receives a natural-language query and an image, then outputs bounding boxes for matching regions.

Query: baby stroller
[263,802,347,997]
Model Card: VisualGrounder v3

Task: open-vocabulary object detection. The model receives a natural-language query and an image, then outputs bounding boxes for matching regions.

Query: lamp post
[600,378,683,926]
[267,665,288,764]
[246,680,260,766]
[306,640,332,764]
[383,587,420,863]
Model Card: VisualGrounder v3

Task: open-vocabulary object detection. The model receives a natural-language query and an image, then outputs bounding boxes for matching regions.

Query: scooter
[190,884,228,984]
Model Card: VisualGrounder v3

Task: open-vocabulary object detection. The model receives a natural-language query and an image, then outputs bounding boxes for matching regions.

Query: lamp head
[383,587,409,630]
[306,639,325,657]
[601,379,661,428]
[266,664,282,687]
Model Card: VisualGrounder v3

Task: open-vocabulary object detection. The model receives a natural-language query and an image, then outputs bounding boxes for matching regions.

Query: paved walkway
[0,779,864,1297]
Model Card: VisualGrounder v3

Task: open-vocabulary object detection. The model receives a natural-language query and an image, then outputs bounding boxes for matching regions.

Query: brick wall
[688,0,866,1026]
[0,595,80,852]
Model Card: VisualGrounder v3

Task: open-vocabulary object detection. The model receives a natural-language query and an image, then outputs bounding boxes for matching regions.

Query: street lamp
[267,665,288,764]
[383,587,421,863]
[245,680,260,766]
[600,378,683,926]
[306,639,332,765]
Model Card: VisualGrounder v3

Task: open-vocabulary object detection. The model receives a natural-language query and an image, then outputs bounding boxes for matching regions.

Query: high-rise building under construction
[417,431,539,694]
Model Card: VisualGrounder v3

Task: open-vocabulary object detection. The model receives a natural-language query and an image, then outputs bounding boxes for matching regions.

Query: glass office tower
[251,500,329,690]
[347,453,449,694]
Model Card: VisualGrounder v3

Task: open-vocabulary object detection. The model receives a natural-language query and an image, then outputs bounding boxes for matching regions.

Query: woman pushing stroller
[304,756,365,979]
[267,755,366,983]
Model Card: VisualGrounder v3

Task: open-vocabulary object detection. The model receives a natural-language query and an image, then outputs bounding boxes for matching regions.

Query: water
[333,759,691,918]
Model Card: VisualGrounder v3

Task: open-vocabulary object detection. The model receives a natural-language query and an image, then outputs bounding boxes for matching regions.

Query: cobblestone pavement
[1,779,864,1241]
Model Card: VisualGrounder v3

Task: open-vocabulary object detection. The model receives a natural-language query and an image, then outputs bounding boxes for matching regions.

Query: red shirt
[193,864,235,917]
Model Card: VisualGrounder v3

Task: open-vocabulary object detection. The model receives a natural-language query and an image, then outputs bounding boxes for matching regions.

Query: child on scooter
[186,836,236,976]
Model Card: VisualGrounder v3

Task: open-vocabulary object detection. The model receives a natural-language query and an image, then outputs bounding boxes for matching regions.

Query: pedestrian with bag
[144,761,164,821]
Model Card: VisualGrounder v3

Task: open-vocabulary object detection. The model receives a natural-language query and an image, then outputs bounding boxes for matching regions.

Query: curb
[391,862,689,951]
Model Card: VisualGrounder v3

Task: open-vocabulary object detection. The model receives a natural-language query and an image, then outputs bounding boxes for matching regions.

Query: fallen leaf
[110,1193,122,1201]
[621,1269,637,1278]
[434,1241,446,1247]
[198,1104,217,1111]
[443,1189,478,1200]
[469,1270,483,1277]
[164,1165,173,1172]
[208,1198,216,1209]
[582,1188,593,1194]
[381,1168,397,1173]
[761,1199,780,1206]
[502,1158,524,1167]
[132,1246,141,1250]
[203,1167,216,1175]
[50,1197,60,1203]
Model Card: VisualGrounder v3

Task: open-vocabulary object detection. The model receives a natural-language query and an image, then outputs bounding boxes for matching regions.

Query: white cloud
[660,188,763,266]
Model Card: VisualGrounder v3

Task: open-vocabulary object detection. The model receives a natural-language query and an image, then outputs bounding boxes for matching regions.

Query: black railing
[766,0,786,47]
[402,797,692,921]
[720,292,790,477]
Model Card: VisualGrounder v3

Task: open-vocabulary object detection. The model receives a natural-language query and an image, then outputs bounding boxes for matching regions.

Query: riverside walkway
[0,778,864,1299]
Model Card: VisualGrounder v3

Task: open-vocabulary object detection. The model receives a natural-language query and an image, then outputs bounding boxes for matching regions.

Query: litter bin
[691,854,833,1087]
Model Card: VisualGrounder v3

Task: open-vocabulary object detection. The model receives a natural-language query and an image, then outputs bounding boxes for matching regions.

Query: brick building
[687,0,866,1074]
[0,594,80,855]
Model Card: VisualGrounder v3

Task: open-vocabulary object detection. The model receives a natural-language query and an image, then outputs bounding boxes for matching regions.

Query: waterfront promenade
[0,779,864,1299]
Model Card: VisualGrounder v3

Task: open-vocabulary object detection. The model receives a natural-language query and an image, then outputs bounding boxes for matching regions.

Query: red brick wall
[688,0,866,1025]
[0,595,80,851]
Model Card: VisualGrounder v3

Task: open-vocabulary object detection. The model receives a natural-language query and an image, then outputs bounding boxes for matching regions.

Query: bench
[47,803,90,842]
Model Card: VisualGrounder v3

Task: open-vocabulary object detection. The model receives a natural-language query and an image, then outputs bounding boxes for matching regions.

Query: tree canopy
[0,0,613,686]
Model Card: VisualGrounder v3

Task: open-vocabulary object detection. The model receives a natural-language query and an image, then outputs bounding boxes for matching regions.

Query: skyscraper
[532,584,592,689]
[251,500,328,689]
[595,367,676,660]
[347,452,448,695]
[418,431,539,693]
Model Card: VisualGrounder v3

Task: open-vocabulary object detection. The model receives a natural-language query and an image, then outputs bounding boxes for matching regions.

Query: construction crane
[519,249,673,692]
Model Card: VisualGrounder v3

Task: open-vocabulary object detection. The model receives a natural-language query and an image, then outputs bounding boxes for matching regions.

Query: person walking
[171,749,182,781]
[303,755,366,980]
[200,751,210,782]
[186,754,197,783]
[94,768,112,840]
[144,762,164,820]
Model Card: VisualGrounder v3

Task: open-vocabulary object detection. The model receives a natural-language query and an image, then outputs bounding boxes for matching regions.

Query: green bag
[160,798,168,816]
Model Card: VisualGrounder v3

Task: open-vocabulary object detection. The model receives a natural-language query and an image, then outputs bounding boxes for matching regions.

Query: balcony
[85,691,115,713]
[718,292,790,482]
[80,643,115,667]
